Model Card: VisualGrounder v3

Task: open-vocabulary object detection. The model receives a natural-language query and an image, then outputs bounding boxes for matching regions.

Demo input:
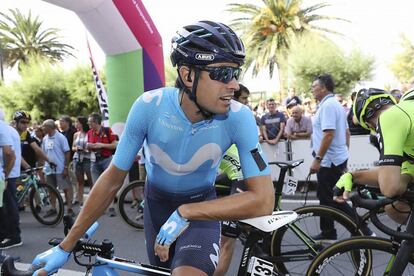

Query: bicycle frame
[16,173,42,205]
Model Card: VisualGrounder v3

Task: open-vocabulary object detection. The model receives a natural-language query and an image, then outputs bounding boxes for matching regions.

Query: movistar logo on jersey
[195,53,215,61]
[158,118,184,132]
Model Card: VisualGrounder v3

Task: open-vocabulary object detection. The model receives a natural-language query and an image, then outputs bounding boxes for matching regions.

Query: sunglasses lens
[206,67,241,84]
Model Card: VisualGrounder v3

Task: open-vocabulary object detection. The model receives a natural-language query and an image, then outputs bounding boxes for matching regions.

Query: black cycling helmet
[170,20,245,67]
[353,88,396,130]
[170,21,245,119]
[13,110,31,122]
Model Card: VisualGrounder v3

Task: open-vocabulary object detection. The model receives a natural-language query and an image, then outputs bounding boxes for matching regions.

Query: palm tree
[0,8,74,71]
[227,0,347,94]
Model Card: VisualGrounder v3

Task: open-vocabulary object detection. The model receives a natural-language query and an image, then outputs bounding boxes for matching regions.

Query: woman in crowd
[72,116,92,206]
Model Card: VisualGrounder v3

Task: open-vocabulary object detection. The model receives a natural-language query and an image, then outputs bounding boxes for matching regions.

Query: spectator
[347,92,370,135]
[255,99,267,117]
[86,113,118,217]
[260,98,286,145]
[302,97,315,117]
[59,115,77,160]
[72,116,93,207]
[41,119,74,217]
[284,105,312,140]
[309,74,373,239]
[335,94,349,113]
[284,87,302,107]
[0,109,21,249]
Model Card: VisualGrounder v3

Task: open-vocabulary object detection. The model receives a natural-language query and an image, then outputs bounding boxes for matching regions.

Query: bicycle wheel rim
[271,205,362,276]
[118,180,145,230]
[29,183,64,226]
[307,237,414,276]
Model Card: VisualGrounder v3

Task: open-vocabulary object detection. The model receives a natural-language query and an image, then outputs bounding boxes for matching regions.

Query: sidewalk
[13,262,84,275]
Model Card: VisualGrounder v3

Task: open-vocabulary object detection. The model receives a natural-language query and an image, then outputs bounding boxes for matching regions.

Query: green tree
[227,0,346,94]
[389,34,414,85]
[0,9,74,70]
[289,35,374,96]
[0,58,99,121]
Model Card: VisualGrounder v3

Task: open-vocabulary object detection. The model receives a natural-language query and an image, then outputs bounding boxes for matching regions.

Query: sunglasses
[195,66,242,84]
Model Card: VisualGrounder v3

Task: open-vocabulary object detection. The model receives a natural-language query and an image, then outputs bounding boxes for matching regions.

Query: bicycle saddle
[268,159,304,169]
[240,211,297,232]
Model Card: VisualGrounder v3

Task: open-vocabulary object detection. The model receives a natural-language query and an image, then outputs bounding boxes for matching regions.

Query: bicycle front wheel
[118,180,145,230]
[306,236,414,275]
[271,205,363,276]
[29,182,64,226]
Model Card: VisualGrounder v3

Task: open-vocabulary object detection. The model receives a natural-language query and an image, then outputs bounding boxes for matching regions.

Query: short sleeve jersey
[219,144,243,181]
[377,90,414,167]
[21,130,39,168]
[112,87,270,194]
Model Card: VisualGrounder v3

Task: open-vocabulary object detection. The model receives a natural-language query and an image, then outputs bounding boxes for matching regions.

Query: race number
[248,256,274,276]
[283,176,298,195]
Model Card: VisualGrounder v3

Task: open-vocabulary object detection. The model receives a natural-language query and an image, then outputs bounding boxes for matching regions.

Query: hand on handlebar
[155,209,189,262]
[333,172,353,203]
[32,245,71,276]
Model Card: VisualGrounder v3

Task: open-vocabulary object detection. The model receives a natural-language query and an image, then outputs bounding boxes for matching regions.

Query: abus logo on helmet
[195,53,215,61]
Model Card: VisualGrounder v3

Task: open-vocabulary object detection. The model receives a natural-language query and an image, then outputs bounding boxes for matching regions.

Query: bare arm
[3,145,16,179]
[179,174,274,220]
[60,164,127,252]
[310,130,334,174]
[317,130,334,157]
[21,157,31,170]
[71,132,79,152]
[31,142,49,163]
[346,128,350,148]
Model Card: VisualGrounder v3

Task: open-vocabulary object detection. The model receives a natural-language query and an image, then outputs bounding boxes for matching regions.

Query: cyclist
[32,21,274,276]
[13,111,51,170]
[334,88,414,224]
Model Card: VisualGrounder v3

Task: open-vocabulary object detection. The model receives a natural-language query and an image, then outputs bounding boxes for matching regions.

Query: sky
[1,0,414,92]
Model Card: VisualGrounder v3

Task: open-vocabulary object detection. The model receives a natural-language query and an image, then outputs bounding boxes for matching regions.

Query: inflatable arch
[42,0,165,135]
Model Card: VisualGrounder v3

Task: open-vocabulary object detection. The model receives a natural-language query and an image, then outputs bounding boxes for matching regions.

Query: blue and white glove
[32,245,71,275]
[156,209,190,246]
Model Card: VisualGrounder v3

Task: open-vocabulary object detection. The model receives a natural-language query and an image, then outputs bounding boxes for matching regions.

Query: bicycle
[16,167,64,226]
[117,159,365,275]
[1,210,299,275]
[306,187,414,275]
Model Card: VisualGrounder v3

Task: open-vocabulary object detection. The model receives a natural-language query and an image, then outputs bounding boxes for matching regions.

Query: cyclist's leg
[214,220,240,276]
[383,162,414,224]
[214,235,236,276]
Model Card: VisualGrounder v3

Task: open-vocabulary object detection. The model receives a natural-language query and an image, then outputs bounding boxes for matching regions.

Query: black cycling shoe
[312,231,337,241]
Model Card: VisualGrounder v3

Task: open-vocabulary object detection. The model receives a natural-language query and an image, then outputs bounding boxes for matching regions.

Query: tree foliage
[0,8,74,70]
[0,59,99,122]
[389,34,414,85]
[227,0,347,92]
[289,35,375,96]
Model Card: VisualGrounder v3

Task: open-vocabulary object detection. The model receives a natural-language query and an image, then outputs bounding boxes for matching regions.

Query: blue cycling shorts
[144,184,220,275]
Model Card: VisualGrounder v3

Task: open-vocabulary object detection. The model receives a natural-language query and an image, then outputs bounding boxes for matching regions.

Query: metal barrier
[262,135,378,181]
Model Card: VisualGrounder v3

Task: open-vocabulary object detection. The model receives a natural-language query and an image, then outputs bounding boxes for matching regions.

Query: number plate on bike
[248,256,274,276]
[283,176,298,195]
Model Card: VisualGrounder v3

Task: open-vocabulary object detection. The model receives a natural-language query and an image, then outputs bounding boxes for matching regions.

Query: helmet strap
[178,67,213,120]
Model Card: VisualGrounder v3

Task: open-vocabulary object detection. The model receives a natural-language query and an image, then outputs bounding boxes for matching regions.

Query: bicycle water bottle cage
[240,211,297,232]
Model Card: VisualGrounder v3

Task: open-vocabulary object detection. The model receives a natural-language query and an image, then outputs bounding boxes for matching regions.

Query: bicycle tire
[271,205,364,275]
[306,236,414,275]
[117,180,145,230]
[29,182,64,226]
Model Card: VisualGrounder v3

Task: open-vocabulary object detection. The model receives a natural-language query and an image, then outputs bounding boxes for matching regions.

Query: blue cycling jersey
[113,87,269,194]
